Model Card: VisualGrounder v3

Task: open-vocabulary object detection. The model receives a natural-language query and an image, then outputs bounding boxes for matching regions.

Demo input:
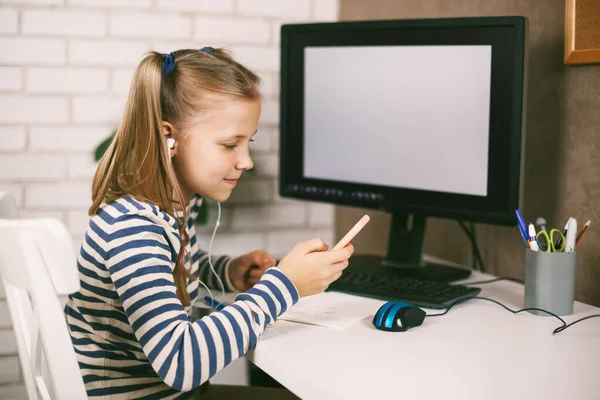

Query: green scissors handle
[536,229,565,252]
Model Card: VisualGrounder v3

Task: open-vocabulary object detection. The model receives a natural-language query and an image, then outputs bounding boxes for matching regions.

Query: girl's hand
[228,250,277,292]
[277,239,354,297]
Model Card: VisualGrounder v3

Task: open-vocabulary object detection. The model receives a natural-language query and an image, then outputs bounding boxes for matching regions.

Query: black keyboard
[327,269,481,309]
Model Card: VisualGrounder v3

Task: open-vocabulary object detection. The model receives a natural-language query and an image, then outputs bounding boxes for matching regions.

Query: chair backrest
[0,193,87,400]
[0,191,19,219]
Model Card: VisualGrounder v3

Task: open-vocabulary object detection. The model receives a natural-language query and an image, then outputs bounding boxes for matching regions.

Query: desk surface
[246,270,600,400]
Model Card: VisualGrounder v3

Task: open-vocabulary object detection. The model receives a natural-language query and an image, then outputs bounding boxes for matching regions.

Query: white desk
[246,270,600,400]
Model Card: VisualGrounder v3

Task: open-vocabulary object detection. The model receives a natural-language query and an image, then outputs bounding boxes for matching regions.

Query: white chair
[0,192,87,400]
[0,190,18,219]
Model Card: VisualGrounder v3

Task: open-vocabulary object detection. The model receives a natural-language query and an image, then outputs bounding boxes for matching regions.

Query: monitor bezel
[279,16,526,226]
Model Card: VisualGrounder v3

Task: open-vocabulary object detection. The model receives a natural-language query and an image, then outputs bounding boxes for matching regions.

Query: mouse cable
[461,276,524,285]
[426,296,600,334]
[457,220,486,273]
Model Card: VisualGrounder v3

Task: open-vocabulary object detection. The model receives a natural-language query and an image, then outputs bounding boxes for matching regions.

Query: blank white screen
[303,45,491,196]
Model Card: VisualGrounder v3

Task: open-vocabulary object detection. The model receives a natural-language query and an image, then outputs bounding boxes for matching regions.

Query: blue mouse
[372,301,426,332]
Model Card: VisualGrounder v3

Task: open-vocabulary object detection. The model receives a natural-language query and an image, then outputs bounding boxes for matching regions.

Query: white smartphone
[331,214,370,251]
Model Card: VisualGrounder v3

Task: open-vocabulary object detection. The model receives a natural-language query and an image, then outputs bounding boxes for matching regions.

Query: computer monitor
[279,16,527,281]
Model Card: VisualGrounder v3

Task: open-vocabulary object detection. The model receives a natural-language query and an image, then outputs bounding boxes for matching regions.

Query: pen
[528,223,539,251]
[575,220,591,248]
[555,217,573,249]
[564,218,577,253]
[203,296,227,311]
[514,210,529,247]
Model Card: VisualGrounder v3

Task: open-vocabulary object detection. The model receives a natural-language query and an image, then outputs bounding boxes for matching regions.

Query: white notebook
[279,291,380,329]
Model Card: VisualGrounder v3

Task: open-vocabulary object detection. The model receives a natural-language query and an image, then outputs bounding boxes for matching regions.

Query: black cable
[470,222,477,270]
[426,296,600,334]
[554,314,600,334]
[457,220,485,272]
[457,221,486,272]
[462,276,524,285]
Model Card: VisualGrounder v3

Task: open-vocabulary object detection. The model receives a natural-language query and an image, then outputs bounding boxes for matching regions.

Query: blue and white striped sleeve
[195,249,237,293]
[106,214,299,392]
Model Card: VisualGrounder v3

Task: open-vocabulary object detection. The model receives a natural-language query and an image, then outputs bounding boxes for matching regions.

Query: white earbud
[166,138,175,158]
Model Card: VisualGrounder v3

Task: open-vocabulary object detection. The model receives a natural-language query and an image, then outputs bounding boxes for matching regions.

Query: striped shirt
[65,195,299,399]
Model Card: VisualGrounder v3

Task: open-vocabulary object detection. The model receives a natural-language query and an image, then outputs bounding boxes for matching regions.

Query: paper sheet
[279,291,378,329]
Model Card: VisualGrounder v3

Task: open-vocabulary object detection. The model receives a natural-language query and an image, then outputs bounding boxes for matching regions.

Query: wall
[0,0,339,397]
[337,0,600,307]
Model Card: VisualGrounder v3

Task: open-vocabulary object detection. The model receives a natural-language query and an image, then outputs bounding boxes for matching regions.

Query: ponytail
[90,52,194,306]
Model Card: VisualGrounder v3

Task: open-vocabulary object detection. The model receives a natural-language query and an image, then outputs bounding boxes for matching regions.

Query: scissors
[536,229,566,252]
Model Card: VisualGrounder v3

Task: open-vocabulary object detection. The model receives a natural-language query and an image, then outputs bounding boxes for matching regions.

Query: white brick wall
[0,8,18,34]
[0,330,17,356]
[68,0,150,8]
[0,184,23,207]
[194,17,271,44]
[27,68,110,93]
[0,302,12,329]
[72,96,125,123]
[238,0,312,19]
[231,204,307,231]
[110,12,192,39]
[0,67,22,91]
[0,155,67,181]
[0,0,339,392]
[156,0,235,14]
[29,126,111,152]
[21,10,107,37]
[0,126,26,151]
[0,38,66,65]
[25,182,91,209]
[0,96,69,123]
[69,39,149,66]
[0,357,21,384]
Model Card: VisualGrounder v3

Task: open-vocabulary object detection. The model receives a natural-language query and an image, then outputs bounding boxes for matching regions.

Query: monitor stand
[347,211,471,282]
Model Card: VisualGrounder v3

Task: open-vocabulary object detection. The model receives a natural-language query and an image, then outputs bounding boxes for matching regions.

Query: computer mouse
[372,301,426,332]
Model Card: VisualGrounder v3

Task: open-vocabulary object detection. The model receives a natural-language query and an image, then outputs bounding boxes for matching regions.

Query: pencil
[575,220,591,247]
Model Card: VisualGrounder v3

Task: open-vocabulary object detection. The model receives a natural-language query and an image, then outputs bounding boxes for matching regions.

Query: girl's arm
[195,250,237,293]
[107,214,298,392]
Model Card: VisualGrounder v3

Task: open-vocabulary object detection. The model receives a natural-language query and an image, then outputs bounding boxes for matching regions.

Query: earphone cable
[208,202,225,299]
[426,296,600,334]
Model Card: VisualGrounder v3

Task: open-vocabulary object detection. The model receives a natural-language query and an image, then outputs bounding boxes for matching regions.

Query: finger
[296,238,327,254]
[249,268,265,279]
[259,252,276,268]
[248,278,260,286]
[344,243,355,255]
[244,251,269,270]
[326,246,353,264]
[251,256,271,270]
[329,271,343,283]
[330,259,350,274]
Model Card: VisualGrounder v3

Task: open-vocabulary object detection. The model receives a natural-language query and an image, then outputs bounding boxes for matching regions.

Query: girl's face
[169,97,261,203]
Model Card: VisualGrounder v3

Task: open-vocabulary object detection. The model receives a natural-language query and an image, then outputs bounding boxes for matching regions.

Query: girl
[64,47,353,399]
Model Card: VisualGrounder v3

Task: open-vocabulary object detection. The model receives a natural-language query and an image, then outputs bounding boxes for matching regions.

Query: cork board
[565,0,600,64]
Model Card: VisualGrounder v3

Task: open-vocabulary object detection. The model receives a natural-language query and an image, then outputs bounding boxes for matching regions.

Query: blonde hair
[90,48,261,306]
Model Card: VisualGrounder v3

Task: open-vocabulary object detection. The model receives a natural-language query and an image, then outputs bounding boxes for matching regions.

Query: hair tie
[162,53,176,75]
[200,46,214,55]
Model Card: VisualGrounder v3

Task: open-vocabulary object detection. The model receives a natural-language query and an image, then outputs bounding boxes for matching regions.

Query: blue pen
[203,296,226,311]
[514,210,529,246]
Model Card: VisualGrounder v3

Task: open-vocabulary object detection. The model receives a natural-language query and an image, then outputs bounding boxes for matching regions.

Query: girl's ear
[161,121,177,156]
